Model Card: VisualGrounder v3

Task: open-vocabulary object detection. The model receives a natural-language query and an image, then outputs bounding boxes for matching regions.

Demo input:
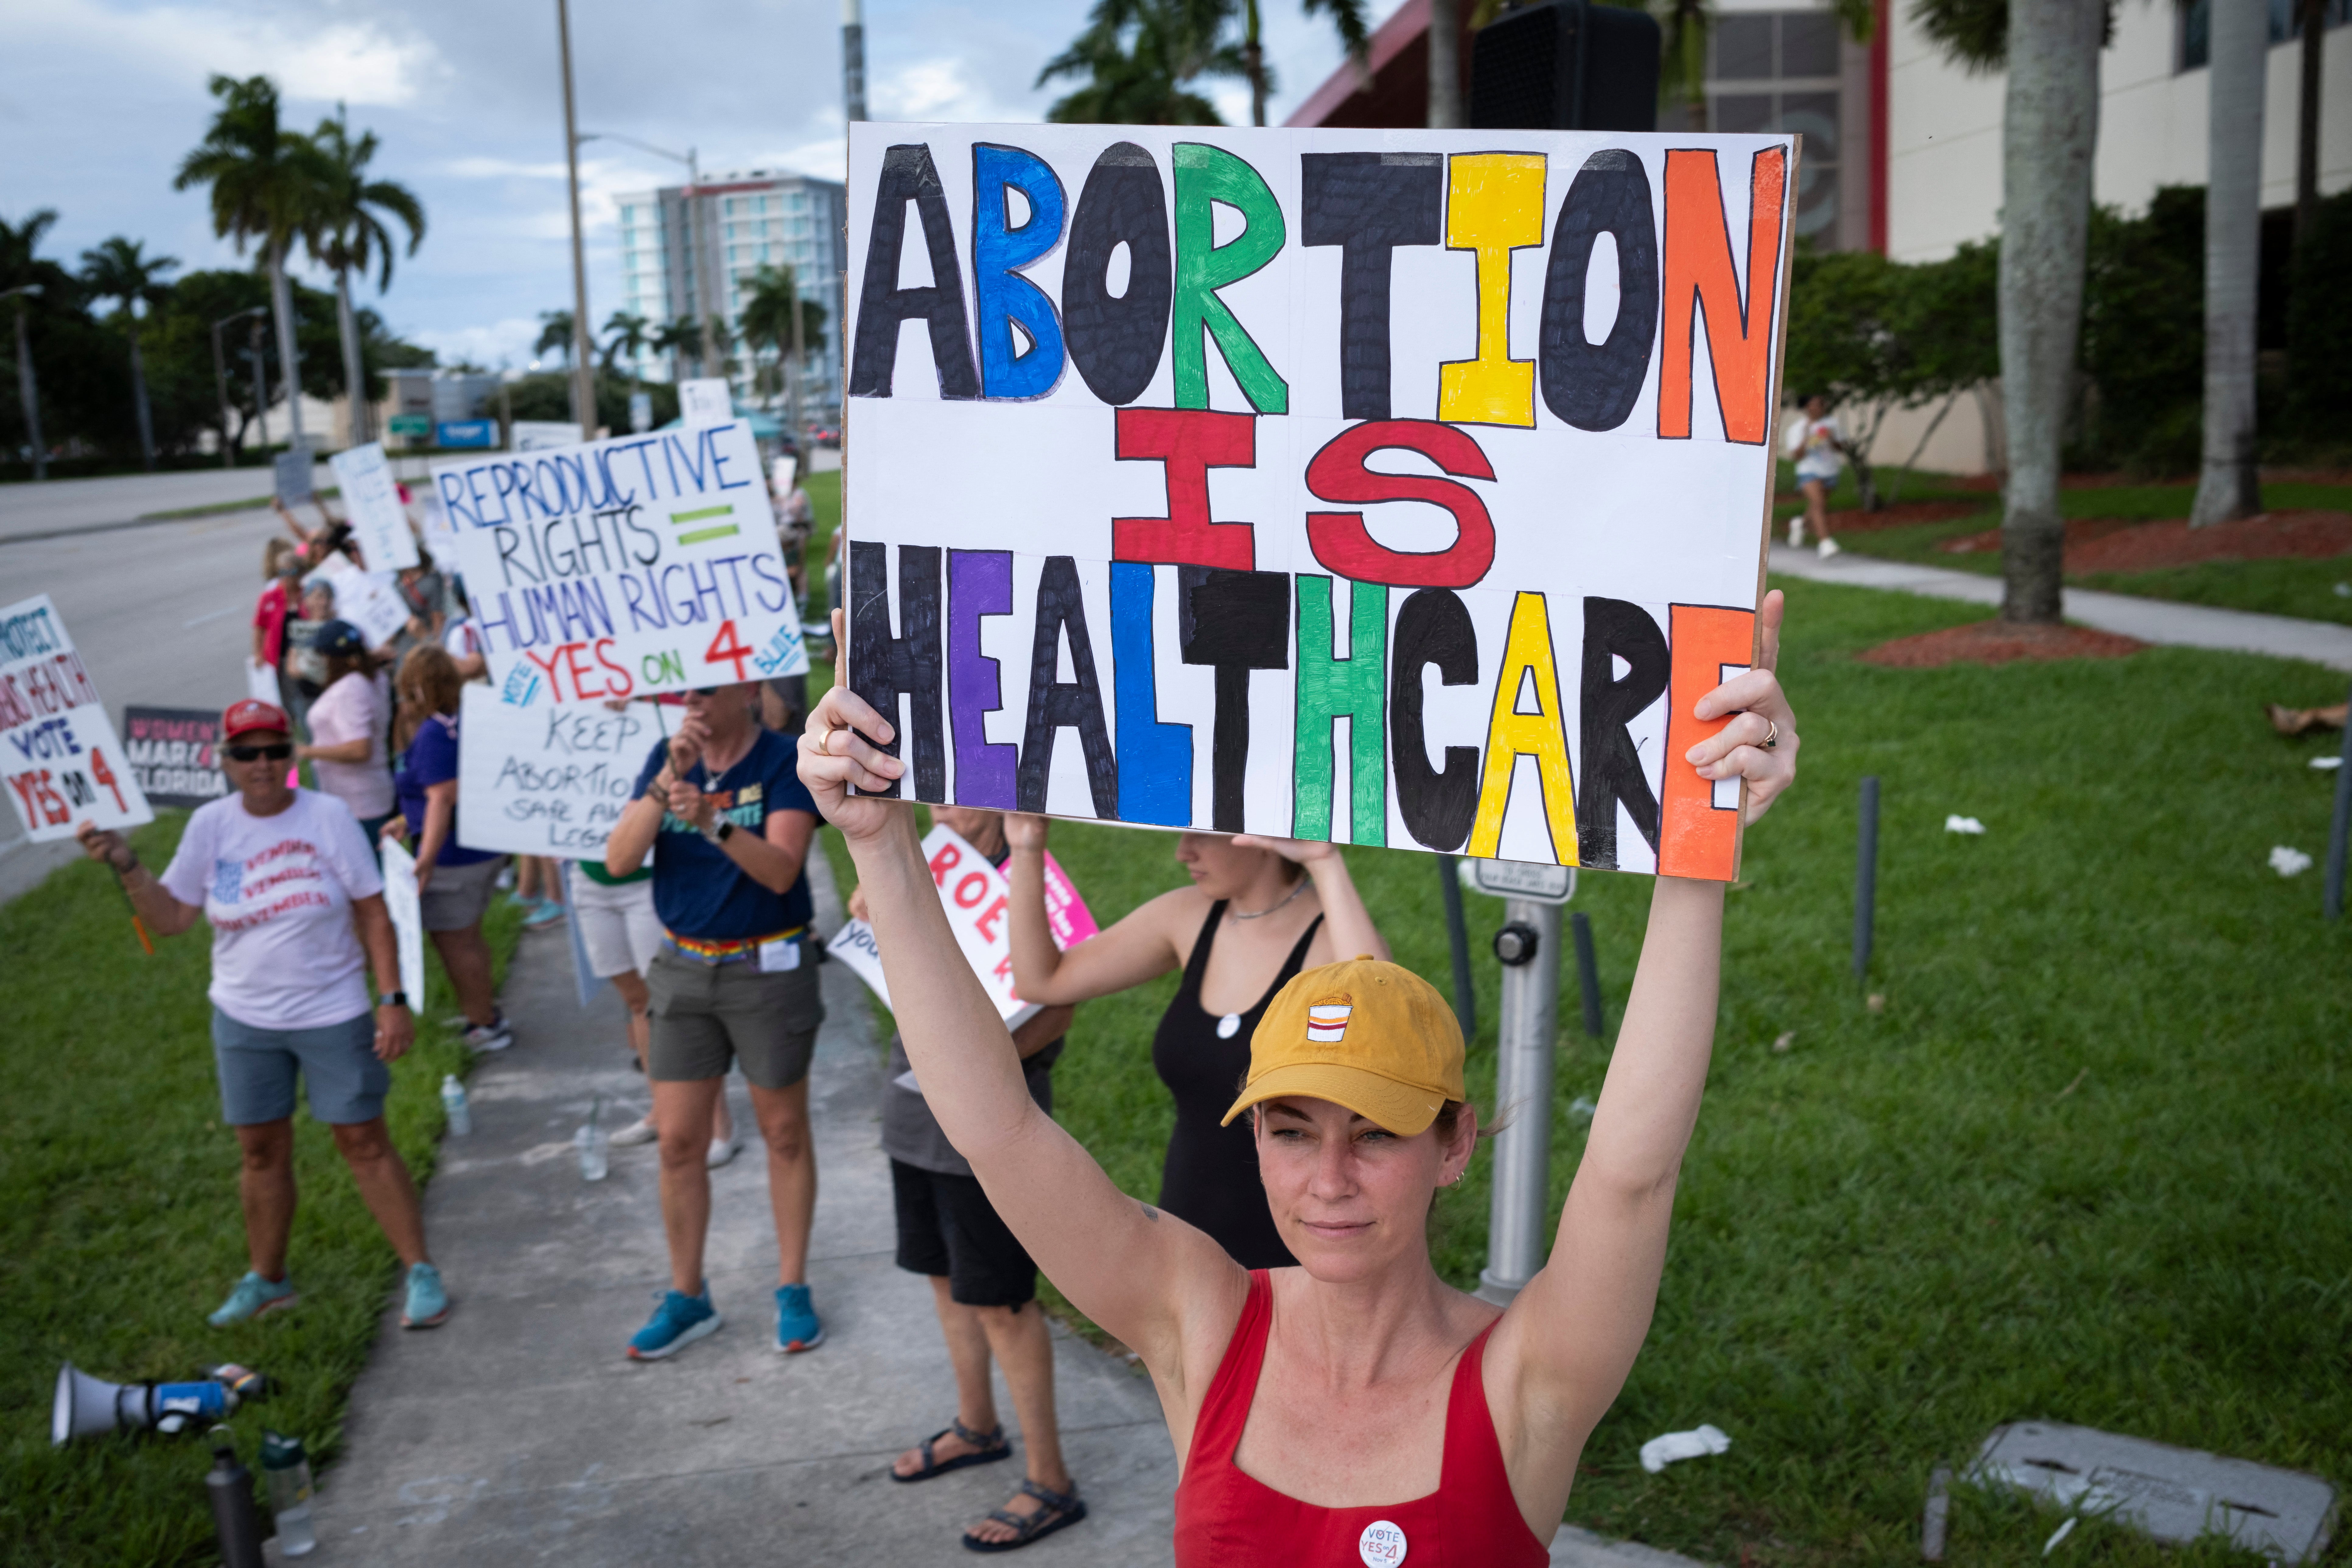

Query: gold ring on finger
[1762,720,1780,751]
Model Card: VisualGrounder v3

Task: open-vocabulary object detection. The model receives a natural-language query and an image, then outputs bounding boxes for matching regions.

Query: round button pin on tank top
[1360,1519,1407,1566]
[1217,1013,1241,1039]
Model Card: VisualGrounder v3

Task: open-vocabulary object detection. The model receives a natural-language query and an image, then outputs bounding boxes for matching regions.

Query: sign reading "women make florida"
[843,124,1795,880]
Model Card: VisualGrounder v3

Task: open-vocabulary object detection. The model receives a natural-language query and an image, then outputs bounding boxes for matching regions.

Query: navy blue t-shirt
[633,727,817,939]
[394,712,495,867]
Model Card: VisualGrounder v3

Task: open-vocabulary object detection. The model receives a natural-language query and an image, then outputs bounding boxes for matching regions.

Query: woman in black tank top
[1151,904,1323,1268]
[1001,824,1388,1269]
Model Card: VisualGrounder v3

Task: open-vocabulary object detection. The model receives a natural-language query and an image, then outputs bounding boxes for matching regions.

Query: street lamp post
[4,284,46,481]
[248,321,271,458]
[556,0,599,441]
[578,132,715,380]
[843,0,868,124]
[211,305,270,468]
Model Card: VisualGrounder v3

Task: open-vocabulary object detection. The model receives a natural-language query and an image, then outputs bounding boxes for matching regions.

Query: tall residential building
[614,168,849,420]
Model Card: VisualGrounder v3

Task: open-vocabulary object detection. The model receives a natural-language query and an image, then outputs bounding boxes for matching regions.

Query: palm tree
[535,309,577,368]
[79,237,180,471]
[650,317,698,386]
[1913,0,2104,623]
[738,267,828,399]
[2189,0,2264,526]
[1241,0,1368,126]
[602,309,653,383]
[2,209,70,479]
[176,74,327,451]
[309,110,425,447]
[1040,0,1248,124]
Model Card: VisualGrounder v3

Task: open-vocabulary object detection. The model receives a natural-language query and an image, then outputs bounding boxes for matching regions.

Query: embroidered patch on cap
[1306,994,1353,1044]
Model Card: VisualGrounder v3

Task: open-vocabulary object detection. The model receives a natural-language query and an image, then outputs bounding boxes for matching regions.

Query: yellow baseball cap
[1220,956,1466,1136]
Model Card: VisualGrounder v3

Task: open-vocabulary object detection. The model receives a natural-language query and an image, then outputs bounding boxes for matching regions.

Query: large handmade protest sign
[829,821,1098,1028]
[429,419,808,709]
[842,125,1794,879]
[328,442,420,571]
[1,594,153,842]
[454,684,676,858]
[305,552,410,651]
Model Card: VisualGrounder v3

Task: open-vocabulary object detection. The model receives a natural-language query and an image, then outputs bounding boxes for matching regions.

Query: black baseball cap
[316,620,367,657]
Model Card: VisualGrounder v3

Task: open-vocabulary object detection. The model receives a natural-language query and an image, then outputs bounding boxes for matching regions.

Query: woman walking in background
[384,645,512,1053]
[1003,823,1387,1271]
[295,622,395,850]
[1784,392,1846,555]
[76,699,448,1332]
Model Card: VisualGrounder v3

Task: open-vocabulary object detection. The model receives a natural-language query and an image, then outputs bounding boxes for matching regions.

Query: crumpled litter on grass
[2314,755,2343,771]
[1640,1424,1731,1474]
[2270,846,2314,877]
[1946,815,1987,835]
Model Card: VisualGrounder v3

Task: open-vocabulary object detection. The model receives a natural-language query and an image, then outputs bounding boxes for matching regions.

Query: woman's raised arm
[1003,817,1190,1006]
[801,681,1244,1386]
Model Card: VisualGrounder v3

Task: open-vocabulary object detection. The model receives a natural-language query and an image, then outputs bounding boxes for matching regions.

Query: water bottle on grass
[261,1430,317,1556]
[441,1075,471,1136]
[576,1094,608,1181]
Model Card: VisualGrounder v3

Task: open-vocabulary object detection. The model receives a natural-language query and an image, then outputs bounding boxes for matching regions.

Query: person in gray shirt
[859,805,1088,1552]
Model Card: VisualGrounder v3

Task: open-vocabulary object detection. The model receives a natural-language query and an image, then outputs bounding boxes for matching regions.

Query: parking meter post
[1854,775,1881,982]
[2327,682,2352,921]
[1570,910,1603,1038]
[1478,897,1562,1306]
[1439,856,1477,1043]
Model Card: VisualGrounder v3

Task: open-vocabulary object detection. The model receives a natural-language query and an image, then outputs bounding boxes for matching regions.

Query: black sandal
[891,1418,1010,1483]
[961,1478,1088,1553]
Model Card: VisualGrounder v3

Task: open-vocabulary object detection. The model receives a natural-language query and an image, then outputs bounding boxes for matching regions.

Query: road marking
[183,604,241,628]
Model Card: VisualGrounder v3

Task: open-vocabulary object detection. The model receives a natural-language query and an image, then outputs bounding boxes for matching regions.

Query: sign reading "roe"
[842,125,1795,880]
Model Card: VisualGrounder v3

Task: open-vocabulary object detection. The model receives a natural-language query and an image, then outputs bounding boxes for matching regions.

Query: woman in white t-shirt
[1783,393,1846,556]
[295,621,397,847]
[76,698,450,1333]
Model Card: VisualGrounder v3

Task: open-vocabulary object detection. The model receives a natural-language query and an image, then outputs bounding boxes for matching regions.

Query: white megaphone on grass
[52,1363,235,1445]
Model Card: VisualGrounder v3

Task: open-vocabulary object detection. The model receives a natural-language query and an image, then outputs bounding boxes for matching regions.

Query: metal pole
[1571,910,1604,1038]
[842,0,867,124]
[212,318,233,468]
[1438,856,1477,1045]
[2326,682,2352,920]
[249,323,269,456]
[1854,775,1881,981]
[12,292,46,481]
[689,150,716,381]
[556,0,597,441]
[1479,898,1561,1305]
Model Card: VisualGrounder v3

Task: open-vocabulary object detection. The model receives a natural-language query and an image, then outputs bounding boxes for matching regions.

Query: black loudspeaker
[1471,0,1661,132]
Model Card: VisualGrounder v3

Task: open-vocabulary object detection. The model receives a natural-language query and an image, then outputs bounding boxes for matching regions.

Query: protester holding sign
[385,645,511,1052]
[74,698,448,1333]
[845,805,1088,1550]
[294,623,395,848]
[252,541,302,717]
[799,586,1798,1565]
[602,680,824,1359]
[1001,822,1384,1271]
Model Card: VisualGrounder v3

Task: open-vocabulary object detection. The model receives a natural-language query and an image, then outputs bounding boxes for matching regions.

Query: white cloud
[409,316,542,370]
[16,0,447,107]
[870,55,1038,124]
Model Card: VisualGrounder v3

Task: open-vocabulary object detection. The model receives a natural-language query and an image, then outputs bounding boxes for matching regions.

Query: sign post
[1464,861,1573,1304]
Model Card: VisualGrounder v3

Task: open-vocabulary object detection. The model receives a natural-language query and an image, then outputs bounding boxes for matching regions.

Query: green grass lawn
[1818,477,2352,626]
[0,818,523,1567]
[824,564,2350,1566]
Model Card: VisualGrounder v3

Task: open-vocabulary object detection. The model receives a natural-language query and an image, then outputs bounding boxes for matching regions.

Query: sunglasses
[225,743,294,762]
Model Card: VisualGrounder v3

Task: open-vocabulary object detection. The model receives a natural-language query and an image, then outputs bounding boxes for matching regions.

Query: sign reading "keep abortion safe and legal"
[842,125,1795,880]
[430,419,807,708]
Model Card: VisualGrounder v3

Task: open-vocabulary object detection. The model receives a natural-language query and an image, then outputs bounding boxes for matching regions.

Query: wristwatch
[714,819,736,844]
[379,990,410,1010]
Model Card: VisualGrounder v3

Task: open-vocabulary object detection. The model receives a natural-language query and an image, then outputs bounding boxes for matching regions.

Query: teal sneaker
[208,1271,296,1327]
[775,1283,823,1353]
[628,1284,721,1360]
[401,1262,450,1328]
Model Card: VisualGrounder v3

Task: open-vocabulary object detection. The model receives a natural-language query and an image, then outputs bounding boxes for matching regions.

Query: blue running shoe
[401,1262,450,1329]
[775,1283,823,1353]
[629,1284,721,1360]
[209,1271,296,1327]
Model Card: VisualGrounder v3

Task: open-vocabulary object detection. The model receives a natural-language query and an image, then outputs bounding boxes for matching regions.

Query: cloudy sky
[2,0,1375,370]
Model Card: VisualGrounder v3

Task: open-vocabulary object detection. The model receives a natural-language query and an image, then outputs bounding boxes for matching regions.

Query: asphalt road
[2,478,289,898]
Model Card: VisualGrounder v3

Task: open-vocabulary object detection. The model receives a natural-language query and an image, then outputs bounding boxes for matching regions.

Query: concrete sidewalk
[1769,541,2352,672]
[299,849,1702,1568]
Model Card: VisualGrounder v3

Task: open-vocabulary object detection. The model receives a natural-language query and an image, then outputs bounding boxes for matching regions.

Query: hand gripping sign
[828,823,1098,1028]
[839,125,1796,880]
[0,594,152,843]
[430,418,808,709]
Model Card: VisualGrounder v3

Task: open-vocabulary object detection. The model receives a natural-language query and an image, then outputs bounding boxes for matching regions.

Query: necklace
[1228,877,1309,921]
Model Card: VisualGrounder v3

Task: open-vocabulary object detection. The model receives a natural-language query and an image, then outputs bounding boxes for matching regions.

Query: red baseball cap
[221,699,292,740]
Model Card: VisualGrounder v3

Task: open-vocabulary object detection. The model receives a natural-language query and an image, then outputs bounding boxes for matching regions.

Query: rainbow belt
[662,926,806,965]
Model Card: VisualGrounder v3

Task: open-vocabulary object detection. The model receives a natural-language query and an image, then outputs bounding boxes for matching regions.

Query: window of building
[1707,11,1842,242]
[2180,0,2347,69]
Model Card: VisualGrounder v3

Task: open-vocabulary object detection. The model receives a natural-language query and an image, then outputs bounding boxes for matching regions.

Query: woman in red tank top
[803,596,1801,1563]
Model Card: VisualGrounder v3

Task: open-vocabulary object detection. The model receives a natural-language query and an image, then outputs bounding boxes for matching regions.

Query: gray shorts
[212,1008,388,1126]
[420,855,504,931]
[645,942,823,1090]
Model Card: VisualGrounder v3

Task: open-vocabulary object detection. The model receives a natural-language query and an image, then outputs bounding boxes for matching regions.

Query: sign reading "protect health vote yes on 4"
[843,125,1796,880]
[0,594,153,842]
[430,418,807,709]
